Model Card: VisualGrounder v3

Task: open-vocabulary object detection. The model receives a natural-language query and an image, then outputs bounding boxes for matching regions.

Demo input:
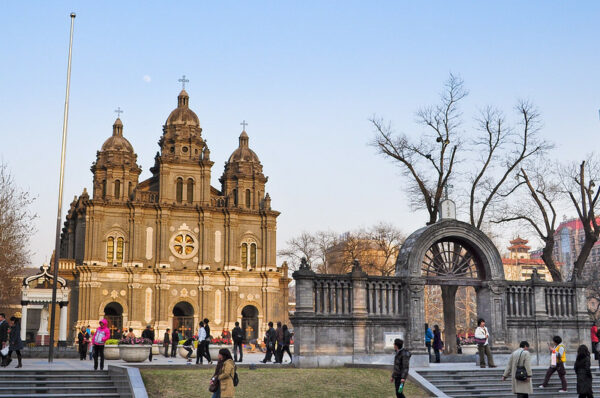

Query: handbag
[0,346,8,356]
[514,350,528,381]
[474,337,486,345]
[208,377,219,393]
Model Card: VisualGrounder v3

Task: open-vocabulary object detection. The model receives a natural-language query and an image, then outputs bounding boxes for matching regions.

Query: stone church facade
[57,88,288,342]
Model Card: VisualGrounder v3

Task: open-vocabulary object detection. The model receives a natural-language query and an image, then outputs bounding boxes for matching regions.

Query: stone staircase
[0,369,123,398]
[417,367,600,398]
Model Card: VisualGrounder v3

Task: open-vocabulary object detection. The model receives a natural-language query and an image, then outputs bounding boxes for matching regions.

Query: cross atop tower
[240,120,248,131]
[114,107,123,118]
[178,75,189,90]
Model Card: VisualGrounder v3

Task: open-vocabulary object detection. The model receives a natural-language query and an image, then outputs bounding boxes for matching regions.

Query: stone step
[0,394,121,398]
[3,387,119,393]
[2,380,115,386]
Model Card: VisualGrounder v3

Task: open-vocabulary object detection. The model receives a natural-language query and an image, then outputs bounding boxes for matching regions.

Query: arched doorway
[104,302,123,338]
[241,305,258,342]
[173,302,194,339]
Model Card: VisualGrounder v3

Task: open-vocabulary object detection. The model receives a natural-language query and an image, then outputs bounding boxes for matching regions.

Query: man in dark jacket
[141,325,155,361]
[170,329,179,358]
[391,338,411,398]
[163,328,171,357]
[232,321,244,362]
[260,322,277,363]
[0,313,8,367]
[275,321,284,363]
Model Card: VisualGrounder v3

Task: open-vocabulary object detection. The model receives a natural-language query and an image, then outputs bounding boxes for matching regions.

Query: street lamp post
[48,12,76,363]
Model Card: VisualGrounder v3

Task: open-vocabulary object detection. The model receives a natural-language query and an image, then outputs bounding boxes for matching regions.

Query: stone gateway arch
[291,219,590,367]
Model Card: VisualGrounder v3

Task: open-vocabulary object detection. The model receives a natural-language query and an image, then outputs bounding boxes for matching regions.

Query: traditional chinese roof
[23,264,67,288]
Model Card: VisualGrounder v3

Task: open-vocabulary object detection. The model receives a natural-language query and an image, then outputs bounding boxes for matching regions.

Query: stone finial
[352,259,362,272]
[530,267,541,282]
[299,257,310,270]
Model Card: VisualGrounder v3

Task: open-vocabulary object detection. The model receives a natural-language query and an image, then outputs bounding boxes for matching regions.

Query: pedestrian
[163,328,171,357]
[126,328,135,339]
[390,338,411,398]
[539,335,567,393]
[171,328,179,358]
[425,323,433,361]
[432,324,443,363]
[204,318,213,363]
[6,316,23,368]
[502,341,532,398]
[232,321,244,363]
[77,326,90,360]
[591,322,600,370]
[260,321,276,363]
[91,319,110,370]
[210,348,236,398]
[196,321,207,364]
[475,318,496,368]
[275,321,283,363]
[574,344,593,398]
[281,324,293,363]
[0,313,9,367]
[182,337,195,363]
[142,325,155,362]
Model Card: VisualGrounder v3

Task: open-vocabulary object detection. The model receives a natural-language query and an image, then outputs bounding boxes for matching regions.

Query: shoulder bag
[515,350,528,381]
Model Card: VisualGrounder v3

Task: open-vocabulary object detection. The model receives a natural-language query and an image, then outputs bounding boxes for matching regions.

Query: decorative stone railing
[365,277,404,316]
[135,191,158,203]
[313,276,353,315]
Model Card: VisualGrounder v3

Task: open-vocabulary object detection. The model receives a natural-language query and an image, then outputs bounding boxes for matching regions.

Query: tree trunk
[441,285,458,354]
[572,232,599,280]
[541,235,562,282]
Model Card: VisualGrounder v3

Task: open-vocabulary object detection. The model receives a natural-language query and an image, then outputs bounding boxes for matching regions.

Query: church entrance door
[241,305,259,343]
[173,302,194,339]
[104,302,123,338]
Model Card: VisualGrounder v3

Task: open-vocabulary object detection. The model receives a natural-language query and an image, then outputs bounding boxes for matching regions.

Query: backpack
[515,350,528,381]
[233,365,239,387]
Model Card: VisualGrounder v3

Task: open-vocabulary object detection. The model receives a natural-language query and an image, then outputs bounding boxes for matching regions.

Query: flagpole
[48,12,76,363]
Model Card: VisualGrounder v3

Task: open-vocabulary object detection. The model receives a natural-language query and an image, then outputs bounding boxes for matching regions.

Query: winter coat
[503,348,533,395]
[0,319,8,344]
[425,328,433,343]
[9,323,23,351]
[163,332,170,346]
[92,319,110,346]
[141,328,155,342]
[232,326,243,343]
[216,358,236,398]
[574,354,593,395]
[283,330,292,346]
[392,348,411,380]
[171,330,179,346]
[433,330,443,350]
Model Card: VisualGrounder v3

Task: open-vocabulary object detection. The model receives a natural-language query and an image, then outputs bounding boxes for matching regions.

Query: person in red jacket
[591,322,600,370]
[91,319,110,370]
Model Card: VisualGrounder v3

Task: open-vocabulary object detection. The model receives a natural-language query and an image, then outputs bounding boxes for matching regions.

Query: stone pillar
[405,278,426,353]
[290,258,316,366]
[481,281,509,352]
[59,302,68,345]
[575,278,592,345]
[293,259,316,315]
[20,302,28,341]
[350,260,368,358]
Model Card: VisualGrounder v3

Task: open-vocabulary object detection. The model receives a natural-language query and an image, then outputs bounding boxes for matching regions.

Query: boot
[15,358,22,368]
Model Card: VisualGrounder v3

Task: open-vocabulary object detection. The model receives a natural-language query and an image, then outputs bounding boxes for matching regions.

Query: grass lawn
[141,367,430,398]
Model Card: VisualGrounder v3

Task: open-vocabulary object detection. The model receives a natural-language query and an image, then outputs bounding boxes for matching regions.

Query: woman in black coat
[77,326,90,360]
[574,344,594,398]
[8,316,24,368]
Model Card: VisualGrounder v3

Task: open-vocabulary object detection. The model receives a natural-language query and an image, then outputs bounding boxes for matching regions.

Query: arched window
[102,180,107,199]
[176,178,183,203]
[241,243,248,266]
[245,189,251,208]
[233,189,238,206]
[114,180,121,199]
[187,178,194,203]
[107,237,114,262]
[116,237,124,265]
[250,243,257,267]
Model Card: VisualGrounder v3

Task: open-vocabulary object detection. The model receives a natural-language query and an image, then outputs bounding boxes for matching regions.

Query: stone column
[292,259,316,315]
[350,260,368,359]
[405,278,426,352]
[481,281,509,352]
[290,258,316,365]
[20,302,28,341]
[59,302,68,345]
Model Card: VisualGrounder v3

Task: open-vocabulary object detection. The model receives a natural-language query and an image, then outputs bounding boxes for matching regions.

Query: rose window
[169,232,198,259]
[421,239,481,279]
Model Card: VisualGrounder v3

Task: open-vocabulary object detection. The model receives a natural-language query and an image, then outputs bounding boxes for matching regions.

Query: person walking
[502,341,533,398]
[163,328,171,357]
[539,335,567,393]
[7,317,24,368]
[425,323,433,362]
[204,318,213,363]
[275,321,283,363]
[281,324,293,363]
[77,326,90,360]
[260,322,276,363]
[432,324,443,363]
[91,319,110,370]
[210,348,236,398]
[196,321,207,364]
[171,328,179,358]
[574,345,594,398]
[390,338,411,398]
[591,322,600,370]
[475,318,496,368]
[231,321,243,363]
[142,325,155,362]
[0,313,8,367]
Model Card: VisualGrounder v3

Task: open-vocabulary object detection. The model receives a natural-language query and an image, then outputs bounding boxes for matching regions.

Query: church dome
[165,89,200,126]
[101,118,134,153]
[227,131,261,163]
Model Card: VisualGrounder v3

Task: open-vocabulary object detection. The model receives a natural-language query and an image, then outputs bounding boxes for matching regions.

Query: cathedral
[51,88,288,342]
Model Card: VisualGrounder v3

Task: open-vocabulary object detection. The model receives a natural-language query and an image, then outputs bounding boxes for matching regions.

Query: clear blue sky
[1,1,599,267]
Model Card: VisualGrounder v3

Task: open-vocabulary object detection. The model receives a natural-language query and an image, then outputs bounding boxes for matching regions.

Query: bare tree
[493,164,562,281]
[469,102,550,229]
[371,74,464,225]
[277,232,318,271]
[562,156,600,280]
[367,222,405,276]
[0,162,36,313]
[313,231,338,274]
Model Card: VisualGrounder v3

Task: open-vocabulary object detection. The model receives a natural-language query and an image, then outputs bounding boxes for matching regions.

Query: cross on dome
[240,120,248,131]
[114,107,123,118]
[178,75,189,90]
